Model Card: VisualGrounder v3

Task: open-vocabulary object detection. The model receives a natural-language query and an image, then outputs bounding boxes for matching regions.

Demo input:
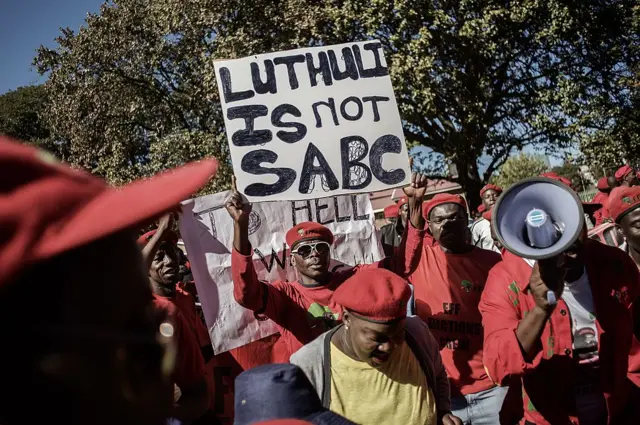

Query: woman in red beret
[291,268,462,425]
[226,172,429,359]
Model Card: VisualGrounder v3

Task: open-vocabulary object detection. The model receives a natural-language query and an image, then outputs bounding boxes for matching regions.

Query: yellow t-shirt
[329,341,437,425]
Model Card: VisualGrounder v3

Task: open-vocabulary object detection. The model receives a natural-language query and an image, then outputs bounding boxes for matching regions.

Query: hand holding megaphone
[529,257,566,312]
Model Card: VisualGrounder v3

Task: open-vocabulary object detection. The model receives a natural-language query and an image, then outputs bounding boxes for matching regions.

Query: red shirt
[175,283,211,347]
[592,191,610,226]
[231,223,425,358]
[153,295,206,390]
[479,242,639,425]
[408,235,501,396]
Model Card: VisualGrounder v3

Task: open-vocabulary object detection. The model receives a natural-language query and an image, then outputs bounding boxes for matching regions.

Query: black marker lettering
[227,105,272,146]
[353,43,388,78]
[240,150,296,196]
[340,96,364,121]
[333,197,351,222]
[314,198,334,225]
[306,52,332,87]
[250,60,277,94]
[340,136,372,190]
[312,98,339,128]
[292,200,312,225]
[370,134,406,185]
[298,143,339,194]
[219,67,255,103]
[328,47,358,81]
[273,55,306,90]
[271,104,307,143]
[362,96,390,122]
[254,245,287,272]
[351,195,369,220]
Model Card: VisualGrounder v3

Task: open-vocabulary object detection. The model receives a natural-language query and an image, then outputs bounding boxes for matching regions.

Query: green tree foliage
[34,0,636,199]
[492,153,548,189]
[552,162,587,192]
[0,85,49,142]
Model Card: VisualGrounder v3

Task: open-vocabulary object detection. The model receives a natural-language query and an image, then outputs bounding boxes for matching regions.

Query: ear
[290,255,296,267]
[342,310,351,327]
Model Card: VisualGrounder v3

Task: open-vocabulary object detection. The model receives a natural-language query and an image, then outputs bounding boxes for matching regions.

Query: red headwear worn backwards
[0,135,217,289]
[285,222,334,249]
[333,268,411,323]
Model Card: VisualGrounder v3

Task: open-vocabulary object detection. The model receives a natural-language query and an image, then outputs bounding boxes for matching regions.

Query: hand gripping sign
[214,40,411,202]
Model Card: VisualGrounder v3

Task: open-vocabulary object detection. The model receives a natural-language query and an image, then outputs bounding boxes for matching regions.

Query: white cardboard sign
[179,192,383,354]
[214,40,410,202]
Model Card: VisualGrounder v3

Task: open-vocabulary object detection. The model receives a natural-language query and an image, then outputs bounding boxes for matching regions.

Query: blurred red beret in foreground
[0,135,217,288]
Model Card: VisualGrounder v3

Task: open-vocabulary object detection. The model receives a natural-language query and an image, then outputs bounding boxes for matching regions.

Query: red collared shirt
[479,241,639,425]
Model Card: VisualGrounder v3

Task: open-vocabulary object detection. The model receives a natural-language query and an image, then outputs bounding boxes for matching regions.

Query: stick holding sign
[215,40,410,202]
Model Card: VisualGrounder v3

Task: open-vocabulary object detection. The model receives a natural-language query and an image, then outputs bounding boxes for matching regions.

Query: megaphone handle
[546,290,557,306]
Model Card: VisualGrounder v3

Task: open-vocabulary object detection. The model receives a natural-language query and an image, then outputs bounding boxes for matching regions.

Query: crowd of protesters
[2,132,640,425]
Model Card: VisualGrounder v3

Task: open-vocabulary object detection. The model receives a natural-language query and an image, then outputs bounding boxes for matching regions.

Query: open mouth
[371,352,390,364]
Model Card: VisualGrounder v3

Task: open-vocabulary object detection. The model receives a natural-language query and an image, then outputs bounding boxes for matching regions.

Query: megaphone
[492,177,585,305]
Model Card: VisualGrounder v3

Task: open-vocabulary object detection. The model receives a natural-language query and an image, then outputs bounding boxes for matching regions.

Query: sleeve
[231,248,289,323]
[430,330,452,415]
[171,308,206,390]
[478,266,544,385]
[354,222,425,277]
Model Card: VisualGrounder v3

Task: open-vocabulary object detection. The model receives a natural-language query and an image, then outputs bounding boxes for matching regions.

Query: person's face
[398,203,409,227]
[11,230,172,425]
[626,172,639,186]
[428,204,468,250]
[608,176,619,189]
[482,189,500,210]
[150,242,181,289]
[620,208,640,252]
[343,312,406,368]
[291,239,331,279]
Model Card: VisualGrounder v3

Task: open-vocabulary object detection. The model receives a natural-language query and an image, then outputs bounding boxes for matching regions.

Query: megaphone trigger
[546,290,557,306]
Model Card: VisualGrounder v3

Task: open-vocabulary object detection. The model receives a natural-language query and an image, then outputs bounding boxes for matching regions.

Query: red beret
[597,177,609,190]
[480,184,502,197]
[608,186,640,223]
[615,165,634,181]
[0,136,216,290]
[423,193,468,220]
[286,222,334,248]
[397,197,408,209]
[334,268,410,323]
[477,204,486,214]
[540,172,573,189]
[383,204,399,218]
[137,229,179,246]
[482,209,492,221]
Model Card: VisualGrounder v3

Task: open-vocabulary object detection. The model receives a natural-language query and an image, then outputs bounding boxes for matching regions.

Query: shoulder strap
[321,324,342,408]
[404,320,436,392]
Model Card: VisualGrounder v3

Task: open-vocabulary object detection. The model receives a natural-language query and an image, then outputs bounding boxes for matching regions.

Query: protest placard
[179,191,383,354]
[214,40,410,202]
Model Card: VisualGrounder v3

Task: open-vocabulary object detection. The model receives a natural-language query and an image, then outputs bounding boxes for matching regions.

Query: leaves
[492,153,548,189]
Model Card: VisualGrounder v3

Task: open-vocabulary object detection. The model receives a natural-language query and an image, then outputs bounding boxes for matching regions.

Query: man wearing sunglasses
[479,175,640,425]
[228,172,428,359]
[0,136,217,425]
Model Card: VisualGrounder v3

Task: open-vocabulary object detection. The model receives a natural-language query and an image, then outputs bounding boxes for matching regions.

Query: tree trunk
[454,159,485,213]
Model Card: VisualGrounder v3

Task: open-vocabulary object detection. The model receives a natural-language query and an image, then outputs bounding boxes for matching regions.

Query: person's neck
[439,243,473,254]
[331,327,360,361]
[629,244,640,270]
[151,280,175,298]
[299,272,331,287]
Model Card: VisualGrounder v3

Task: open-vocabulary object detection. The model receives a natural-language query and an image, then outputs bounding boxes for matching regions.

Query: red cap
[482,209,492,221]
[540,172,572,189]
[615,165,634,181]
[608,186,640,223]
[285,222,334,248]
[383,204,399,218]
[137,229,179,246]
[480,184,502,197]
[397,197,408,209]
[0,136,217,288]
[334,268,411,323]
[423,193,467,220]
[597,177,609,190]
[477,204,486,214]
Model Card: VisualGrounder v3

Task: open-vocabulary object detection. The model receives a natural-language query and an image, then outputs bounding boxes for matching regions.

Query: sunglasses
[291,241,331,258]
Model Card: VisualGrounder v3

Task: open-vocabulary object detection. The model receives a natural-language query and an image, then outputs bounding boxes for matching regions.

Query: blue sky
[0,0,103,95]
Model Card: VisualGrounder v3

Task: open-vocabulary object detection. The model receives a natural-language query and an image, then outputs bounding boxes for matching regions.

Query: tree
[0,85,48,141]
[552,162,588,192]
[492,153,548,189]
[35,0,636,200]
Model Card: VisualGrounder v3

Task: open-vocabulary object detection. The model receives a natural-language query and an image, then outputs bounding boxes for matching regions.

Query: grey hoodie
[290,316,451,417]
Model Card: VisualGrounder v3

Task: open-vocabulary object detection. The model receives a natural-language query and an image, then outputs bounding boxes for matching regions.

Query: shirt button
[560,309,567,316]
[565,348,572,355]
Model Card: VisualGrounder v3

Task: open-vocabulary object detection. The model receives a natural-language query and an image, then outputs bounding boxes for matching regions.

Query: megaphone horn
[492,177,585,304]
